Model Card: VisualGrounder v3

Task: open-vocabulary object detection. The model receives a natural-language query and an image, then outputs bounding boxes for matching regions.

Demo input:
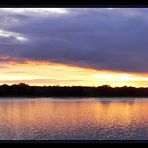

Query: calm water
[0,98,147,140]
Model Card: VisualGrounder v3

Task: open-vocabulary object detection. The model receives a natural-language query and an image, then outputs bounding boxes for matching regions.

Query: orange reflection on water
[0,99,147,140]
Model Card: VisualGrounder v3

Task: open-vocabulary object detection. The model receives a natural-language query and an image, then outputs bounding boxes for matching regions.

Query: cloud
[0,8,148,73]
[0,78,84,85]
[0,8,68,15]
[0,29,27,41]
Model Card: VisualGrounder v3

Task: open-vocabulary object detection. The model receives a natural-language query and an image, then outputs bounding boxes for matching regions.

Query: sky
[1,8,148,87]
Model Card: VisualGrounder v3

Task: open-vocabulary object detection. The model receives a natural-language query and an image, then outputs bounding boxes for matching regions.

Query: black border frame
[0,1,148,144]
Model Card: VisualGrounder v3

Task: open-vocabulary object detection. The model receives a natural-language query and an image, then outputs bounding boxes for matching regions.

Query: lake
[0,98,147,140]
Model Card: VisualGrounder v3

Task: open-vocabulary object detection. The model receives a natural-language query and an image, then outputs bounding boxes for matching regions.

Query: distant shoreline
[1,83,148,98]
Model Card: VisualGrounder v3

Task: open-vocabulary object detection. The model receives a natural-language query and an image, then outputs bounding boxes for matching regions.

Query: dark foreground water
[0,98,147,140]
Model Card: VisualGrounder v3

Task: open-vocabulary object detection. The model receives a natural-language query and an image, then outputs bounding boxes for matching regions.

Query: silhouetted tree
[0,84,148,97]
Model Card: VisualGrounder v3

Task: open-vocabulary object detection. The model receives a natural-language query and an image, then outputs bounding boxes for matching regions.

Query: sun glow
[0,57,148,87]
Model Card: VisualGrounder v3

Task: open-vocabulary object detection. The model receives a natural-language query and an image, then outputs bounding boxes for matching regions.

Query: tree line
[0,83,148,97]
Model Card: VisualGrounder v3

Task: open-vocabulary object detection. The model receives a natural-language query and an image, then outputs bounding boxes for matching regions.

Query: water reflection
[0,98,147,140]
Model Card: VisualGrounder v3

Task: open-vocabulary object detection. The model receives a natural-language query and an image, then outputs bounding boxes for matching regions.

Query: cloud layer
[0,8,148,73]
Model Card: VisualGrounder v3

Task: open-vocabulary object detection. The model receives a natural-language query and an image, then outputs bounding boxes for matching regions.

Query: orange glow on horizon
[1,56,148,87]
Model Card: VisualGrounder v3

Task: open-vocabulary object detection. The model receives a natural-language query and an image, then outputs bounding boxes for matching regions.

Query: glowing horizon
[1,56,148,87]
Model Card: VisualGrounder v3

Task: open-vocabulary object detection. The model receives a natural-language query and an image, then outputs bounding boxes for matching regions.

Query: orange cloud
[1,56,148,87]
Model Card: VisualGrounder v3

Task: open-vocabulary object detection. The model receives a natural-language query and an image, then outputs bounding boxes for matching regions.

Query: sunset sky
[1,8,148,87]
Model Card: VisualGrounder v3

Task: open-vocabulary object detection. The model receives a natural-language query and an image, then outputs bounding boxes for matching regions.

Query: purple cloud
[0,8,148,73]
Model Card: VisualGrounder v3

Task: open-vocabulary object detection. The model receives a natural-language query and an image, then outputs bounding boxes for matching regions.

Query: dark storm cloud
[0,8,148,73]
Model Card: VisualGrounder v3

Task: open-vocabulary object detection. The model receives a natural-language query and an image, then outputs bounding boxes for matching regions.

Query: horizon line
[0,83,148,88]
